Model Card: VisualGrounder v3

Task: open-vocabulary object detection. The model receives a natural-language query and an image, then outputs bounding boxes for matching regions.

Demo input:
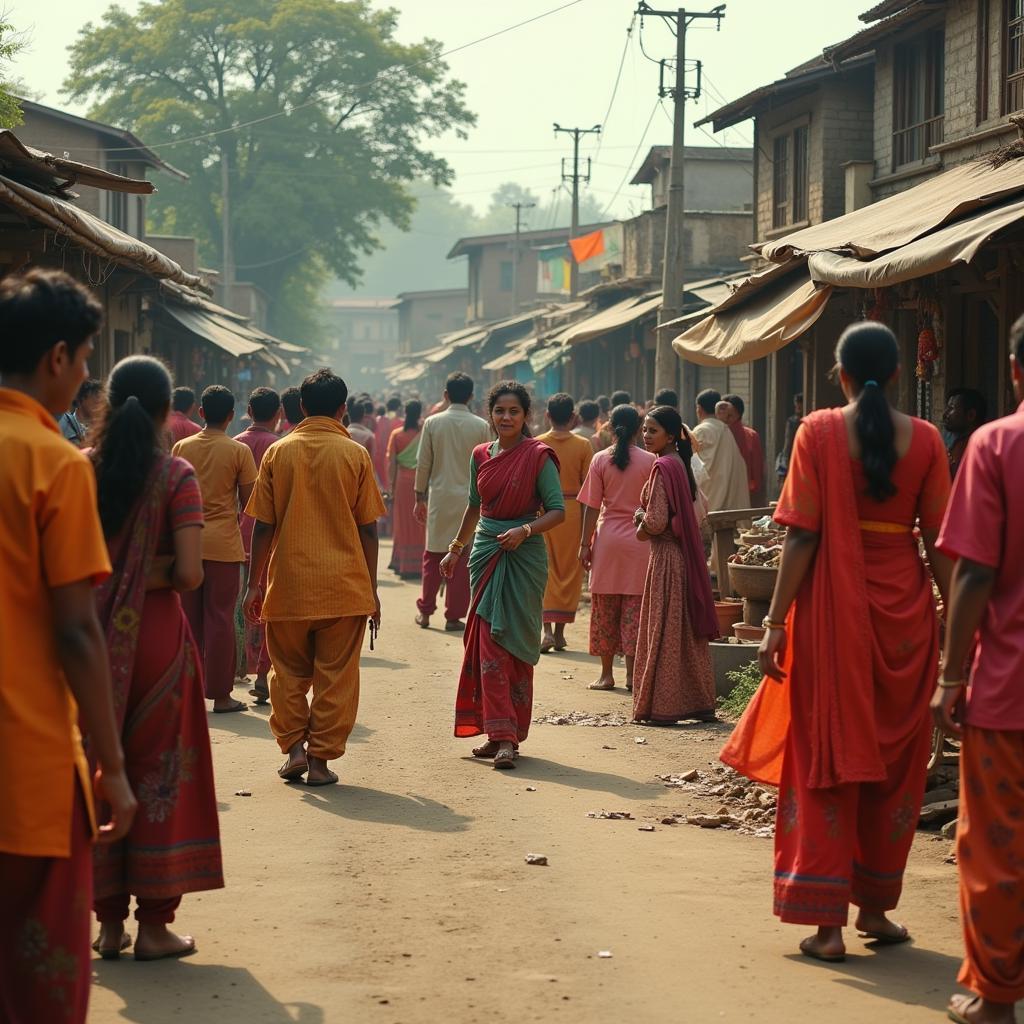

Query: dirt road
[90,548,980,1024]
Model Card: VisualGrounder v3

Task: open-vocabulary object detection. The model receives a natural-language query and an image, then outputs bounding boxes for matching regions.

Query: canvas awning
[390,361,429,384]
[529,344,567,374]
[560,292,662,346]
[160,302,267,358]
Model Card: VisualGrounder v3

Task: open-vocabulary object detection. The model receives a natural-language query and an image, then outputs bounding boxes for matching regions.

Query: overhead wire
[598,96,661,220]
[592,14,636,164]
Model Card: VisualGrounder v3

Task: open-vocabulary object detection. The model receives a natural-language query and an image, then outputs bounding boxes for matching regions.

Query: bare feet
[799,927,846,962]
[540,635,556,654]
[306,755,339,787]
[553,625,567,651]
[93,923,131,959]
[134,923,197,961]
[278,740,308,781]
[854,909,910,944]
[588,674,616,691]
[947,993,1017,1024]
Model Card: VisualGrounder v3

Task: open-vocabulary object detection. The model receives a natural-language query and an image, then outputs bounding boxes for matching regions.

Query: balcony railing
[1006,71,1024,114]
[892,114,945,168]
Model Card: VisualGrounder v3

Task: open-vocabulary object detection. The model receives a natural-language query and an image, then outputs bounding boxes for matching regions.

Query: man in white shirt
[690,388,749,512]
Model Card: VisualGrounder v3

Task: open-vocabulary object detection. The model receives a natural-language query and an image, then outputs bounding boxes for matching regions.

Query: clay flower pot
[715,600,745,639]
[733,621,766,644]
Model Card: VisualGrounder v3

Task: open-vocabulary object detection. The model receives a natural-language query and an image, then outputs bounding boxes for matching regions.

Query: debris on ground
[525,854,548,866]
[534,710,629,727]
[587,810,633,820]
[234,790,252,797]
[634,736,647,745]
[638,825,656,832]
[525,786,537,792]
[657,765,777,837]
[597,951,613,959]
[941,818,958,840]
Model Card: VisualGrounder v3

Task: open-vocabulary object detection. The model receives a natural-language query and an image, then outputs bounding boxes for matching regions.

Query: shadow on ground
[482,755,665,800]
[92,962,323,1024]
[299,784,473,833]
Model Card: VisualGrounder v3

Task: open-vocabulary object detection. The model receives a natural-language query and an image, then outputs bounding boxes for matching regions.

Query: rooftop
[629,144,755,185]
[447,222,615,259]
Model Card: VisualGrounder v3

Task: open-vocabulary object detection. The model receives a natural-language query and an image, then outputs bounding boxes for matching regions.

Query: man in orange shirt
[0,269,135,1024]
[173,385,258,713]
[243,369,384,787]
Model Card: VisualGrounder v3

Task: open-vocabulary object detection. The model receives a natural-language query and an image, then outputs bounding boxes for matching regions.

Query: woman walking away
[722,322,952,964]
[89,356,224,961]
[388,400,426,578]
[578,404,656,691]
[442,382,565,768]
[632,406,719,723]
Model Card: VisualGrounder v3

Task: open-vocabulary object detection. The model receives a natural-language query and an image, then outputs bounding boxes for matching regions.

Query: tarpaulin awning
[160,302,266,358]
[673,273,833,367]
[529,344,567,374]
[390,361,429,384]
[560,293,663,346]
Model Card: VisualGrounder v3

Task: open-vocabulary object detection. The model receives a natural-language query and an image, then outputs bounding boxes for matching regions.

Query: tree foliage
[63,0,475,343]
[0,19,25,128]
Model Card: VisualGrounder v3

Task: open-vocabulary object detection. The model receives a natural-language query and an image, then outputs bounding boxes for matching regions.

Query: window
[1005,0,1024,112]
[771,126,809,230]
[892,30,945,168]
[978,1,990,124]
[499,260,513,292]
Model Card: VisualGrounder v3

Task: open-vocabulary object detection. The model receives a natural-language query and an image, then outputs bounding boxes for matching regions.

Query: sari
[722,409,948,925]
[454,438,562,744]
[388,427,425,577]
[92,455,223,903]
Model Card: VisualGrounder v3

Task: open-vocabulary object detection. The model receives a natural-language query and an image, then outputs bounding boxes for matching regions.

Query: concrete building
[628,145,754,212]
[395,288,469,354]
[324,298,400,391]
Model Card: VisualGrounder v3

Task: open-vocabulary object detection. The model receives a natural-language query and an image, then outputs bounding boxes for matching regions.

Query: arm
[932,557,997,736]
[238,481,254,514]
[439,504,481,579]
[921,527,953,609]
[146,526,204,592]
[242,520,274,623]
[414,423,433,525]
[758,526,821,681]
[358,521,381,627]
[579,504,599,569]
[52,580,136,843]
[388,445,399,494]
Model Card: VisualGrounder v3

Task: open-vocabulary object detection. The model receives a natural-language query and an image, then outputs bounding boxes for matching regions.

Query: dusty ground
[89,544,991,1024]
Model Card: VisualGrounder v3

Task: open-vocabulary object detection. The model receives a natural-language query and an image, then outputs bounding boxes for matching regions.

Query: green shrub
[717,660,763,719]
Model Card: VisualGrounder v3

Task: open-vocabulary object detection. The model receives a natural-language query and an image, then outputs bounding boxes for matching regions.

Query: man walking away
[654,387,678,409]
[723,394,765,506]
[414,372,491,631]
[691,388,748,513]
[573,399,601,451]
[279,386,305,433]
[0,269,135,1024]
[169,386,202,445]
[243,369,384,787]
[236,387,281,705]
[595,390,631,451]
[934,316,1024,1024]
[173,385,258,713]
[942,387,988,478]
[775,393,803,486]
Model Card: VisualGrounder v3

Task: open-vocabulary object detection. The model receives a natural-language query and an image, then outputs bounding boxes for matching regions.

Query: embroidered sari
[388,427,425,577]
[92,455,224,903]
[721,409,949,925]
[454,438,563,744]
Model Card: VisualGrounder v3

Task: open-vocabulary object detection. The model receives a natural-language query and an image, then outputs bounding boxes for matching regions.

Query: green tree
[63,0,474,343]
[0,19,25,128]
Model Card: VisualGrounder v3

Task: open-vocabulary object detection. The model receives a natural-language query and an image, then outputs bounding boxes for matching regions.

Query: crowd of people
[1,267,1022,1024]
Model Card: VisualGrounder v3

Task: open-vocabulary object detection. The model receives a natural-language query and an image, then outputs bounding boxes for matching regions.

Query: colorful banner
[537,244,571,295]
[569,224,623,272]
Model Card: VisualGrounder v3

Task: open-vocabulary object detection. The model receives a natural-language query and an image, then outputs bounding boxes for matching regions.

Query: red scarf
[475,437,558,520]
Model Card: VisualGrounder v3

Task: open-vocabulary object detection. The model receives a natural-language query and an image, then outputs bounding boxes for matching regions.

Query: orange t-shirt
[173,430,258,562]
[0,388,112,857]
[245,416,386,620]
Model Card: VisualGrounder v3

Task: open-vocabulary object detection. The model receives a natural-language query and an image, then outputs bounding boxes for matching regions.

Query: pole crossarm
[553,122,601,299]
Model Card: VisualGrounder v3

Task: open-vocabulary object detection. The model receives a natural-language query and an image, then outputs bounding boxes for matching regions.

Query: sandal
[213,699,246,714]
[799,936,846,963]
[306,769,339,787]
[134,937,197,962]
[472,741,500,758]
[858,924,911,945]
[249,686,269,706]
[493,748,517,770]
[588,681,616,691]
[946,994,982,1024]
[278,757,308,781]
[92,932,132,960]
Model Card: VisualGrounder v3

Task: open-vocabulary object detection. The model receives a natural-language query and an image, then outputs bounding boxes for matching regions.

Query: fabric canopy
[672,274,832,367]
[560,292,662,346]
[160,303,266,358]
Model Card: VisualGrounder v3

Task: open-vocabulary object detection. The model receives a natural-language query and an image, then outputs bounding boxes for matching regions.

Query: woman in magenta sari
[441,382,566,768]
[388,399,426,578]
[88,356,223,961]
[632,405,719,723]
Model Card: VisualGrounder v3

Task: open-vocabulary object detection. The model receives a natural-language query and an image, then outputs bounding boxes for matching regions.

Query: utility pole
[636,2,725,393]
[220,143,234,311]
[508,200,536,316]
[554,123,601,298]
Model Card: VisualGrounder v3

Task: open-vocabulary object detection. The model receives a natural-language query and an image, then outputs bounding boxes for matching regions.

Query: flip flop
[248,687,269,705]
[493,749,517,770]
[858,925,911,945]
[305,770,339,787]
[799,937,846,963]
[946,994,981,1024]
[588,682,616,691]
[278,758,308,781]
[134,938,197,962]
[92,932,132,960]
[213,699,246,714]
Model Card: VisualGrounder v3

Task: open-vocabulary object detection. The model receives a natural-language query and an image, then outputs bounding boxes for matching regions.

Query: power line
[100,0,591,154]
[593,15,636,164]
[599,96,660,219]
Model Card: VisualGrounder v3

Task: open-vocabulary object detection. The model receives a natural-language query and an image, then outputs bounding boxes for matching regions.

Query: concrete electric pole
[553,123,601,298]
[508,200,536,316]
[635,2,725,393]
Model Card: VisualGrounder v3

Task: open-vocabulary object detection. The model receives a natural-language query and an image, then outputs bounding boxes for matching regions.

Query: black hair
[836,321,900,502]
[610,389,631,407]
[77,378,103,404]
[597,394,610,413]
[487,380,532,436]
[172,386,196,413]
[947,387,988,425]
[387,394,403,411]
[248,386,280,423]
[794,392,804,404]
[547,392,575,427]
[0,269,103,375]
[1013,313,1024,366]
[362,399,375,417]
[90,356,172,537]
[723,393,746,418]
[610,404,641,470]
[653,388,678,408]
[445,372,474,406]
[375,404,386,417]
[200,384,235,425]
[696,388,721,415]
[347,397,365,423]
[403,400,423,432]
[647,405,698,501]
[281,386,304,424]
[578,399,600,423]
[302,368,348,418]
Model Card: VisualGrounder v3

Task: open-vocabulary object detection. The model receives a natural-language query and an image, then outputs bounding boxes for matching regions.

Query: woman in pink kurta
[578,404,656,691]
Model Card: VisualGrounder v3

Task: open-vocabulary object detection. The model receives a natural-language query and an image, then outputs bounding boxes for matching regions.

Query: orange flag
[568,229,606,264]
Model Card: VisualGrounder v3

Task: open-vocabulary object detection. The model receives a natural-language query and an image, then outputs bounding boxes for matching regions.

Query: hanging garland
[916,280,942,381]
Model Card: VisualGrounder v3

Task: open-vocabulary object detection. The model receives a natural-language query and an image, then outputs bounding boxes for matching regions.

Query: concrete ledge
[711,641,759,698]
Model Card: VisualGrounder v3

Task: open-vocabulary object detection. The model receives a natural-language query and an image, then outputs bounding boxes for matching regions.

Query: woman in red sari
[441,382,566,768]
[388,399,426,578]
[723,322,951,963]
[88,356,223,961]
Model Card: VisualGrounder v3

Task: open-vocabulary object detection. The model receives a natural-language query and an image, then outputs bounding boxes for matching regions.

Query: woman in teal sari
[387,399,426,577]
[442,382,566,768]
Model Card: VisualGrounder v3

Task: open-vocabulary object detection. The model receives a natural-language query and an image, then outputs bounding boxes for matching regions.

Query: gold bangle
[521,522,533,538]
[761,617,787,631]
[937,677,965,689]
[448,540,465,554]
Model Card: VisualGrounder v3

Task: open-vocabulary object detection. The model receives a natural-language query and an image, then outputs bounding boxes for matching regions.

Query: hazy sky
[9,0,869,223]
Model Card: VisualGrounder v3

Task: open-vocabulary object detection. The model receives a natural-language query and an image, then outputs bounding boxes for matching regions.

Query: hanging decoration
[865,287,890,322]
[915,280,942,381]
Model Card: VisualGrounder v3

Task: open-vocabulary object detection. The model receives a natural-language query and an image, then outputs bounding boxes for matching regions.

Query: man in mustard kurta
[243,369,385,787]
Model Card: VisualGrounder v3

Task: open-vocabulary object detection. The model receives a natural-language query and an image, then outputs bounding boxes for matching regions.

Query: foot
[540,636,556,654]
[444,620,465,632]
[493,742,517,769]
[278,741,308,781]
[249,675,270,705]
[306,755,339,787]
[799,927,845,962]
[947,993,1017,1024]
[415,613,430,629]
[588,674,616,691]
[472,740,501,758]
[553,630,568,652]
[134,923,196,961]
[212,697,246,713]
[854,910,910,944]
[93,923,131,959]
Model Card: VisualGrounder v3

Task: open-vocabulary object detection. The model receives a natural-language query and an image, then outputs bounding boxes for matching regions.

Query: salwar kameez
[388,428,425,578]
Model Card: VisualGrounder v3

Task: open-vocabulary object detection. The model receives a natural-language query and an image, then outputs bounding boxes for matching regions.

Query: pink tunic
[578,447,656,595]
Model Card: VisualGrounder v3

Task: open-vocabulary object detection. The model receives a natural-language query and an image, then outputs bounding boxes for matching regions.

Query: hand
[758,628,788,683]
[497,526,529,551]
[930,683,964,738]
[371,591,381,630]
[579,544,592,571]
[242,585,262,624]
[439,551,459,579]
[94,766,137,844]
[633,507,645,528]
[413,500,428,526]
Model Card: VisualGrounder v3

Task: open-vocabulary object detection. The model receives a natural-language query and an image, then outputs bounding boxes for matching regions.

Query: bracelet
[937,677,965,689]
[448,539,465,554]
[761,617,787,631]
[521,522,533,538]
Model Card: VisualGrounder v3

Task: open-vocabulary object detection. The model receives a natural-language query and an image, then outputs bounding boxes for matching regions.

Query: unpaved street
[90,546,976,1024]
